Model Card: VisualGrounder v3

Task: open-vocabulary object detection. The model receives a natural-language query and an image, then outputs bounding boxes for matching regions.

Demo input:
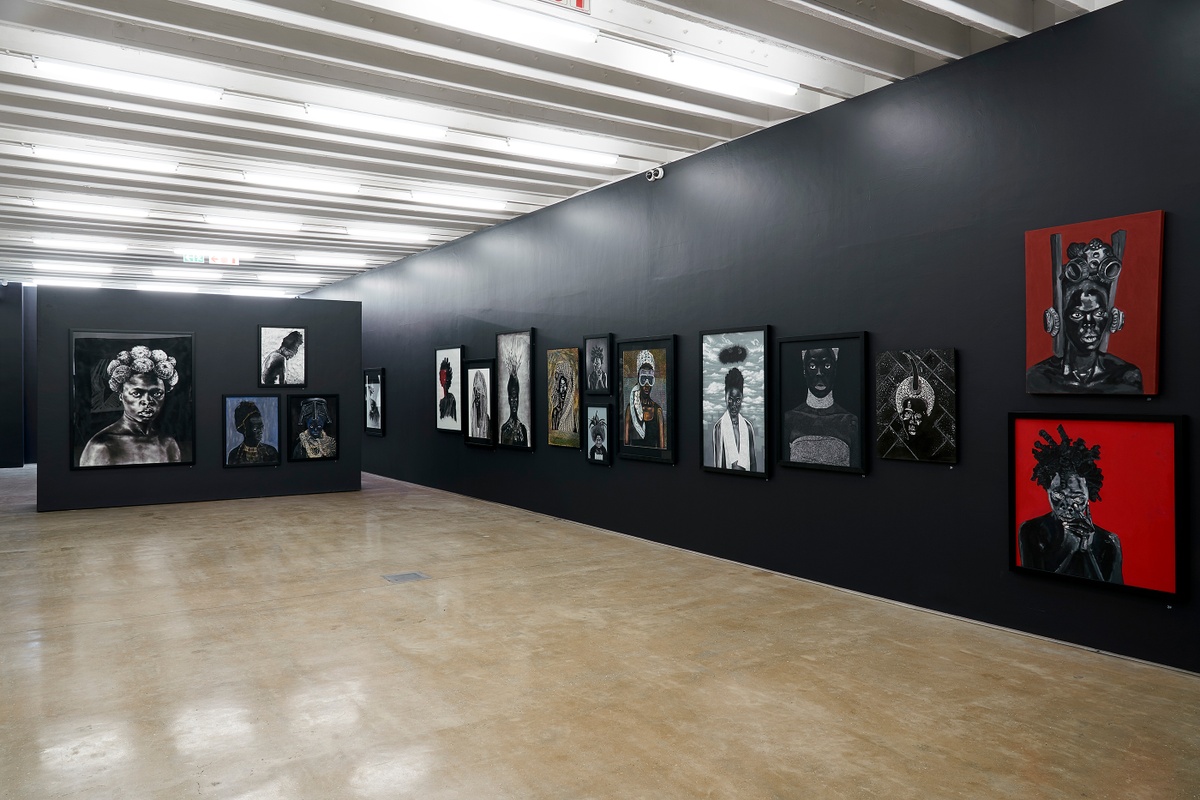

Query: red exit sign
[536,0,590,13]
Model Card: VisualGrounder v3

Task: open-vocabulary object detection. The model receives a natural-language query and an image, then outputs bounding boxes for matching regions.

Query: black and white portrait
[586,405,612,465]
[70,331,195,469]
[259,326,306,387]
[436,346,462,432]
[497,330,534,450]
[779,332,865,474]
[583,334,612,396]
[365,368,384,436]
[701,328,767,477]
[876,348,957,464]
[465,359,495,447]
[287,395,339,462]
[223,395,281,468]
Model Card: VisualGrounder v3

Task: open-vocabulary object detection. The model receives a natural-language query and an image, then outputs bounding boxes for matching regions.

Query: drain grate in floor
[382,571,430,584]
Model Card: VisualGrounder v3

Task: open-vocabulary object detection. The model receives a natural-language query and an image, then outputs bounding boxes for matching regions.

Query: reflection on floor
[1,466,1198,799]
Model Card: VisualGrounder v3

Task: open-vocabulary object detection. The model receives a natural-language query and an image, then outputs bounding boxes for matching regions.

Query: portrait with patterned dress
[287,395,339,462]
[778,332,865,474]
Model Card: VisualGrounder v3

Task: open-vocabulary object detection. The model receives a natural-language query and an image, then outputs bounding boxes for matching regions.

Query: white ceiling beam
[898,0,1035,39]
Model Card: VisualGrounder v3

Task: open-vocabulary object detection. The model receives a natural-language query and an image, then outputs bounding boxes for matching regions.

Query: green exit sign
[182,254,204,263]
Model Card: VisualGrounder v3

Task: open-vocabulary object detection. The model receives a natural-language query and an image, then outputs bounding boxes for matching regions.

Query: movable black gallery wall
[0,282,24,468]
[37,287,362,511]
[312,0,1200,672]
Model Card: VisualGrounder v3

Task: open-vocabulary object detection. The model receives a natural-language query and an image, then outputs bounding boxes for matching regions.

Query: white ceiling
[0,0,1120,296]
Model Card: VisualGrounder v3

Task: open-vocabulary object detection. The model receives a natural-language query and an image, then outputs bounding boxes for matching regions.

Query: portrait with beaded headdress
[616,336,676,464]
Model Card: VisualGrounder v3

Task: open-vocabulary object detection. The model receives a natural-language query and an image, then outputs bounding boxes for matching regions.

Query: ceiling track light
[409,191,507,212]
[304,104,447,141]
[33,199,149,219]
[205,215,302,232]
[34,262,113,275]
[667,51,799,97]
[33,58,224,104]
[33,238,128,253]
[257,272,322,284]
[242,171,360,195]
[31,145,178,174]
[153,268,223,281]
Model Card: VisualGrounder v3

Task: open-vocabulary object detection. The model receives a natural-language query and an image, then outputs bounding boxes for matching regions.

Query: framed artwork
[582,333,613,396]
[547,347,581,448]
[616,335,676,464]
[1025,210,1164,395]
[700,327,768,477]
[876,348,957,464]
[1009,413,1182,599]
[69,331,195,469]
[778,331,865,474]
[364,368,384,437]
[464,359,496,447]
[436,346,463,432]
[585,405,612,466]
[258,326,306,388]
[223,395,281,467]
[496,329,534,450]
[286,395,339,462]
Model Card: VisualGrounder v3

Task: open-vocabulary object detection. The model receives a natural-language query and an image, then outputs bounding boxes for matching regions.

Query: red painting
[1025,211,1164,394]
[1010,415,1179,596]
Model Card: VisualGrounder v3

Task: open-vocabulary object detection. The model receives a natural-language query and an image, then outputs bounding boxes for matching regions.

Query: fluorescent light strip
[257,272,322,284]
[668,51,799,97]
[34,262,113,275]
[506,138,618,167]
[347,228,429,244]
[153,267,223,281]
[410,191,507,212]
[304,105,447,141]
[206,215,302,232]
[34,278,103,289]
[230,287,292,298]
[33,238,128,253]
[34,199,149,219]
[136,282,198,293]
[172,248,256,261]
[242,171,359,195]
[33,146,177,174]
[294,255,366,268]
[401,0,597,47]
[34,59,224,104]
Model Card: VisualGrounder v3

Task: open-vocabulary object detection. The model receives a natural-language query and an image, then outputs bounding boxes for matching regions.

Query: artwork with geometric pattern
[875,348,957,464]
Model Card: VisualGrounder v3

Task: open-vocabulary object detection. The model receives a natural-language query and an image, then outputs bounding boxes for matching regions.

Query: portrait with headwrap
[546,347,581,448]
[287,395,339,461]
[875,348,956,464]
[496,330,533,450]
[701,328,767,477]
[616,335,676,464]
[779,332,865,474]
[70,331,195,469]
[223,395,281,467]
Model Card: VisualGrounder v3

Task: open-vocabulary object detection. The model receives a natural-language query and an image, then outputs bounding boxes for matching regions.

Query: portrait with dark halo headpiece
[435,346,462,432]
[287,395,339,462]
[70,331,195,469]
[700,327,767,477]
[496,330,534,450]
[547,347,580,448]
[258,326,306,387]
[223,395,281,467]
[778,332,865,474]
[1025,211,1164,395]
[876,348,956,464]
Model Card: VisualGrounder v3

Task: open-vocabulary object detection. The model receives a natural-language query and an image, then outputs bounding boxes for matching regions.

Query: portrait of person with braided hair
[1018,424,1123,584]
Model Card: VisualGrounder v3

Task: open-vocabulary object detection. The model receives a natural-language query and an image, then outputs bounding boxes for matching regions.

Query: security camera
[645,166,664,182]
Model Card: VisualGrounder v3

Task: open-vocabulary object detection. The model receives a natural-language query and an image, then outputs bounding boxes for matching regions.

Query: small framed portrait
[496,329,535,451]
[1009,413,1182,599]
[70,330,195,469]
[464,359,496,448]
[364,368,385,437]
[778,332,865,474]
[436,346,463,433]
[582,333,613,396]
[616,334,676,464]
[700,326,768,478]
[585,405,613,466]
[223,395,281,468]
[286,395,339,462]
[1025,211,1164,395]
[547,347,581,448]
[259,326,306,388]
[876,348,957,464]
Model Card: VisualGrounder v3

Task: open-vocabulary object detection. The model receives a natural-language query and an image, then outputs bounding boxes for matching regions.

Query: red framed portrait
[1025,210,1164,395]
[1009,413,1182,599]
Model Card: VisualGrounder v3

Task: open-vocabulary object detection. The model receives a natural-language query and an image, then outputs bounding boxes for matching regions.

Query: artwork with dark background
[259,326,306,388]
[496,329,534,450]
[586,405,612,465]
[364,368,384,436]
[547,347,580,448]
[617,335,675,464]
[701,327,767,477]
[779,332,865,474]
[70,331,195,469]
[1010,413,1180,598]
[435,346,462,432]
[876,348,956,464]
[583,334,612,396]
[465,359,495,447]
[287,395,339,462]
[1025,211,1164,395]
[223,394,281,467]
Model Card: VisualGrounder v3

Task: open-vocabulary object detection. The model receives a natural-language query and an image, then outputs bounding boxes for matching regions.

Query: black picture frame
[286,394,339,462]
[464,359,496,448]
[582,333,614,396]
[584,404,613,466]
[777,331,867,475]
[436,345,463,433]
[222,394,282,468]
[616,334,677,464]
[69,330,196,470]
[875,347,957,464]
[547,347,581,449]
[258,325,307,388]
[496,329,535,451]
[1008,412,1184,601]
[364,368,385,437]
[700,326,770,478]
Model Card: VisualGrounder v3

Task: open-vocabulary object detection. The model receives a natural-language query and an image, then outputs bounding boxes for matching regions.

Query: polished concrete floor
[1,467,1198,799]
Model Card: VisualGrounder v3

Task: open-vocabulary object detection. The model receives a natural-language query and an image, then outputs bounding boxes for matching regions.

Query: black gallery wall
[36,287,363,512]
[0,282,24,468]
[311,0,1200,672]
